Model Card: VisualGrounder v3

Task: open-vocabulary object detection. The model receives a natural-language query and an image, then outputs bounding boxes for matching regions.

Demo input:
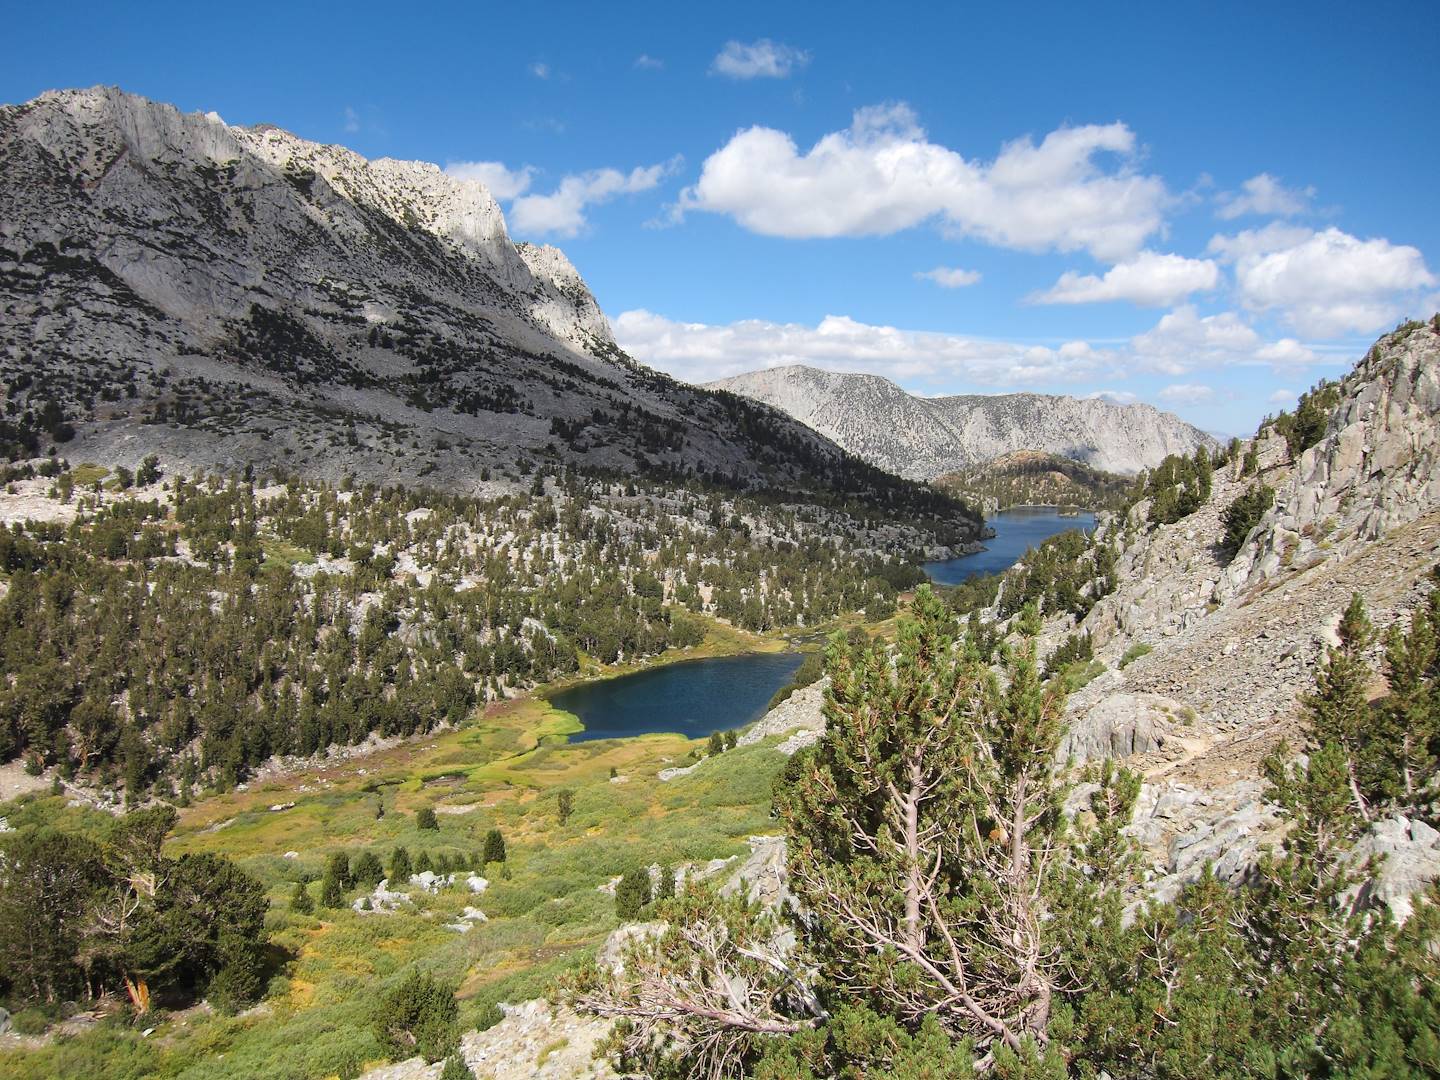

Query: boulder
[1061,693,1178,762]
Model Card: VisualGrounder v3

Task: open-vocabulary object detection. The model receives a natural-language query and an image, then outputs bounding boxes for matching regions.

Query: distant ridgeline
[0,465,950,799]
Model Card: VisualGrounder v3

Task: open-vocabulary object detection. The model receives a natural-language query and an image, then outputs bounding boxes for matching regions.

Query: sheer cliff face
[0,87,893,496]
[706,365,1219,478]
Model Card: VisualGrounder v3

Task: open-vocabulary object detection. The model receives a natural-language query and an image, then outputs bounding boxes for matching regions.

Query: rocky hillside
[726,318,1440,915]
[706,364,1218,478]
[0,87,966,522]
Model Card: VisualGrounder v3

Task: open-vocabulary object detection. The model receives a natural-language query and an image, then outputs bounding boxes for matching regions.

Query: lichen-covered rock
[1060,693,1178,762]
[1351,815,1440,921]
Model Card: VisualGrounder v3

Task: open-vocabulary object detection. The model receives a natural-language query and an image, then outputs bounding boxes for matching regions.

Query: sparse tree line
[934,454,1132,514]
[293,825,509,913]
[0,463,942,796]
[572,584,1440,1078]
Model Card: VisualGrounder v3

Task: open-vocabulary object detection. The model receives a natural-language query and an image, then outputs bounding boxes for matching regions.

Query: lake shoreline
[925,505,1098,587]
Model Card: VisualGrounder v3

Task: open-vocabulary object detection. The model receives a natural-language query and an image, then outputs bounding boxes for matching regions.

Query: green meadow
[1,658,797,1080]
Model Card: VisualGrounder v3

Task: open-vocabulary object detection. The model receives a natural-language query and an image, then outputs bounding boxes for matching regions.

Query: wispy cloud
[510,158,682,236]
[711,39,810,79]
[916,266,982,288]
[529,61,551,80]
[1215,173,1314,220]
[634,54,664,70]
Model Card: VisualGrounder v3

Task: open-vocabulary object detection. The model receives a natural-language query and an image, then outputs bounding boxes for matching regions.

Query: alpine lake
[550,506,1095,742]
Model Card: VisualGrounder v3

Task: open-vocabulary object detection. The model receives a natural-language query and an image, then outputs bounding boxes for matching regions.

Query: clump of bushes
[1220,483,1275,561]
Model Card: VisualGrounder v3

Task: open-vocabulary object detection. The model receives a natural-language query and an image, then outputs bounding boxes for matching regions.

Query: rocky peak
[707,363,1218,477]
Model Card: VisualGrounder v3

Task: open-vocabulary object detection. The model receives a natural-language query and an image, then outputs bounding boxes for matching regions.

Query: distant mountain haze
[707,365,1219,478]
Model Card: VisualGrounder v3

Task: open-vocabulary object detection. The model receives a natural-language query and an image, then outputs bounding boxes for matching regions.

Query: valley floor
[0,623,812,1080]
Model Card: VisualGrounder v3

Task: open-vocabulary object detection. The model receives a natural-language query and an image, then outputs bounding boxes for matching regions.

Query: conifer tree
[389,846,412,883]
[1303,593,1375,818]
[482,828,506,865]
[290,880,314,915]
[320,866,345,908]
[374,970,459,1063]
[615,867,651,920]
[1373,585,1440,808]
[416,806,439,831]
[352,850,385,889]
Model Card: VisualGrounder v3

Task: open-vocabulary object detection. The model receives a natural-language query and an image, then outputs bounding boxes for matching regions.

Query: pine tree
[320,867,345,908]
[774,587,1071,1064]
[374,970,459,1063]
[1303,593,1375,818]
[654,864,675,902]
[556,788,575,825]
[290,880,314,915]
[326,850,353,890]
[1372,588,1440,808]
[615,867,651,920]
[389,846,412,883]
[482,828,506,865]
[439,1054,475,1080]
[416,806,439,831]
[352,850,385,889]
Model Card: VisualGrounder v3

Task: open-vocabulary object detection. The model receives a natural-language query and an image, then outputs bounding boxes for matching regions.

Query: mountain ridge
[706,363,1219,478]
[0,86,972,534]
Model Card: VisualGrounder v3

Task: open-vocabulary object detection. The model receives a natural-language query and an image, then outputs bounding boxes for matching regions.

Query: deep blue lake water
[549,651,804,743]
[923,506,1097,586]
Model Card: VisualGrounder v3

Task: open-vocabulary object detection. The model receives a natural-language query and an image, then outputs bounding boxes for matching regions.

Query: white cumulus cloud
[444,161,537,201]
[1032,251,1219,307]
[674,104,1169,261]
[1216,173,1315,220]
[1129,306,1262,375]
[614,309,1113,387]
[916,266,982,288]
[510,159,680,236]
[711,39,810,79]
[1213,225,1436,336]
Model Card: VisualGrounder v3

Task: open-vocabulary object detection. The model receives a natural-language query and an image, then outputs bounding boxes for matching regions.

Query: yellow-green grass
[260,538,317,569]
[2,663,793,1080]
[68,462,110,487]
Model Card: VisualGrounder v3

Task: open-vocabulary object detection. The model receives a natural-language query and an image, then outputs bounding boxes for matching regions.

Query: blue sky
[6,1,1438,435]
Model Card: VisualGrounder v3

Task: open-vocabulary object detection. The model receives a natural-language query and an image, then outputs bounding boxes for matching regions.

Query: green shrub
[374,970,459,1064]
[10,1006,56,1035]
[1220,483,1275,561]
[1119,643,1152,669]
[440,1054,476,1080]
[482,828,506,865]
[416,807,439,831]
[615,866,652,920]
